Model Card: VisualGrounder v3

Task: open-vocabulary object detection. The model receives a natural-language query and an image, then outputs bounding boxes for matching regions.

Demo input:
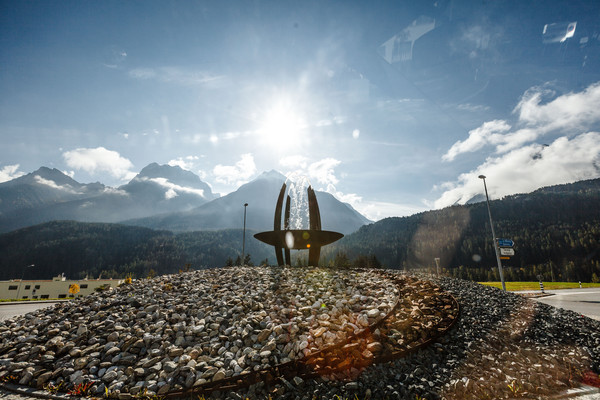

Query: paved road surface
[0,302,60,321]
[531,288,600,321]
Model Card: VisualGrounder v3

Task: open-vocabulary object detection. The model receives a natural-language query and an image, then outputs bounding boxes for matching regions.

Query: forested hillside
[2,179,599,283]
[323,179,600,282]
[0,221,271,280]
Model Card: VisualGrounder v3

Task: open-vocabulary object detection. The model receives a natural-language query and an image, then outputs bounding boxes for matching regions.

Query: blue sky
[2,0,600,221]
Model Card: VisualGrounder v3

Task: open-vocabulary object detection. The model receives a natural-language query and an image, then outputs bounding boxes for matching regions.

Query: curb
[0,301,69,307]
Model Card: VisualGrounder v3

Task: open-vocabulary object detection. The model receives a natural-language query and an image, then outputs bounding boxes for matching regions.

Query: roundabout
[0,267,598,399]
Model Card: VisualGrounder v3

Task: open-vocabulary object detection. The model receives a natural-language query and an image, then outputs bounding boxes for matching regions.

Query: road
[0,302,60,321]
[532,288,600,321]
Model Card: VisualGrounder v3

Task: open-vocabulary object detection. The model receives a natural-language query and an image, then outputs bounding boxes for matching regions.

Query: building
[0,274,124,300]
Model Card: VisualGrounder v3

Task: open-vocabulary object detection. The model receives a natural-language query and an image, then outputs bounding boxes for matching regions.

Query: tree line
[322,179,600,282]
[1,179,598,283]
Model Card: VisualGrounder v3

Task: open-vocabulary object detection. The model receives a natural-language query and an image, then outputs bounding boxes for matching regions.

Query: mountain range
[0,176,598,282]
[0,164,371,235]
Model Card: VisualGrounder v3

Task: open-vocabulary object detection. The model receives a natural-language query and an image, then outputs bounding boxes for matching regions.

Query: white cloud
[168,156,200,171]
[34,176,79,193]
[103,187,129,196]
[352,129,360,139]
[136,177,206,199]
[455,103,490,112]
[279,156,420,221]
[62,170,75,178]
[307,158,341,186]
[129,67,225,86]
[357,200,428,221]
[0,164,25,183]
[434,132,600,208]
[129,68,156,80]
[165,188,178,199]
[516,83,600,130]
[213,153,257,186]
[443,82,600,161]
[62,147,136,181]
[279,155,308,169]
[443,120,511,161]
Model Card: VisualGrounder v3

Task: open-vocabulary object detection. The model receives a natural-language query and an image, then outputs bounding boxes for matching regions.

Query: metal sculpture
[254,182,343,266]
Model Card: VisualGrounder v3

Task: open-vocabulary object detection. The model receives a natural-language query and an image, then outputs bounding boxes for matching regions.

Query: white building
[0,274,124,300]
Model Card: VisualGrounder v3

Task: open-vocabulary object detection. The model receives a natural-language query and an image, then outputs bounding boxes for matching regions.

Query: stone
[102,370,118,383]
[257,329,271,342]
[212,369,226,381]
[107,331,119,342]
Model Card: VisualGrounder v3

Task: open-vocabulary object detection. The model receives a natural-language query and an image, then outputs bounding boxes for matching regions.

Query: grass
[480,281,600,291]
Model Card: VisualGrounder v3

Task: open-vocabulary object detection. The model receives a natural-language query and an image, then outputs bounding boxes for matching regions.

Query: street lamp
[242,203,248,266]
[478,175,506,291]
[16,264,35,300]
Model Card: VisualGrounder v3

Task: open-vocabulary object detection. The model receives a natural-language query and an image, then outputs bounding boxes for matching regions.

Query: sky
[1,0,600,221]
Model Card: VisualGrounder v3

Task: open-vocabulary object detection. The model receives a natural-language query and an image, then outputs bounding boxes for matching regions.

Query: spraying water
[285,172,311,229]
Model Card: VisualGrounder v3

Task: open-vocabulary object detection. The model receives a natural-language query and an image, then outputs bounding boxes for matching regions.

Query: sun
[258,100,307,152]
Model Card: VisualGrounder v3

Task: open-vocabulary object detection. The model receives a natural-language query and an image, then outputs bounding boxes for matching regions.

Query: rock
[293,376,304,386]
[36,371,53,387]
[157,384,170,395]
[168,347,184,357]
[107,331,119,342]
[74,356,89,370]
[257,329,271,342]
[76,325,88,336]
[163,361,177,373]
[1,267,596,400]
[213,369,226,381]
[102,370,118,383]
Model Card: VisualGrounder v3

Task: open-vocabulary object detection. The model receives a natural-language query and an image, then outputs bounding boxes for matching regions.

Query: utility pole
[242,203,248,266]
[479,175,506,291]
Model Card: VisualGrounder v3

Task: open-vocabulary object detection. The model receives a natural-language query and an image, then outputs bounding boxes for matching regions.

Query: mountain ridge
[1,177,598,281]
[0,165,371,235]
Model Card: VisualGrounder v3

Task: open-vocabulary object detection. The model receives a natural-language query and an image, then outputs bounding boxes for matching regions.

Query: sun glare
[258,101,307,151]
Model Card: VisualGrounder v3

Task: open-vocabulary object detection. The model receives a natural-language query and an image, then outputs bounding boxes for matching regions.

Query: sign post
[498,239,514,247]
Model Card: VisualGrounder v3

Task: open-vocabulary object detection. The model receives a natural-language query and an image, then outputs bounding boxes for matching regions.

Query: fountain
[254,174,343,266]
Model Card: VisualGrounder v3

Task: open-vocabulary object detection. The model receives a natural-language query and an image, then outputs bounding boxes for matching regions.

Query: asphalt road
[0,302,60,321]
[532,288,600,321]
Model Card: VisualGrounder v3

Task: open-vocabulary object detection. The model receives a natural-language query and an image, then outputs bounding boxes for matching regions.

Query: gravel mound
[300,274,600,400]
[1,267,599,400]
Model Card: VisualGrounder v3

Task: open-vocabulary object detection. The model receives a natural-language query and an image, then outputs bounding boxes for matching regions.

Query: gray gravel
[1,268,599,400]
[283,273,600,400]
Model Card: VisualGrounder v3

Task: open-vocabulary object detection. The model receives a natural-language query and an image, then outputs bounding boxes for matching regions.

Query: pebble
[0,267,598,400]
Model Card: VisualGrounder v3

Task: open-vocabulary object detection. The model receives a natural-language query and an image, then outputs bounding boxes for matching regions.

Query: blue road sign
[498,238,514,247]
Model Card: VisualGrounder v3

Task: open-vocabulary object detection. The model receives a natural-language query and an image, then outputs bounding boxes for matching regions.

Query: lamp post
[478,175,506,291]
[16,264,35,300]
[242,203,248,266]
